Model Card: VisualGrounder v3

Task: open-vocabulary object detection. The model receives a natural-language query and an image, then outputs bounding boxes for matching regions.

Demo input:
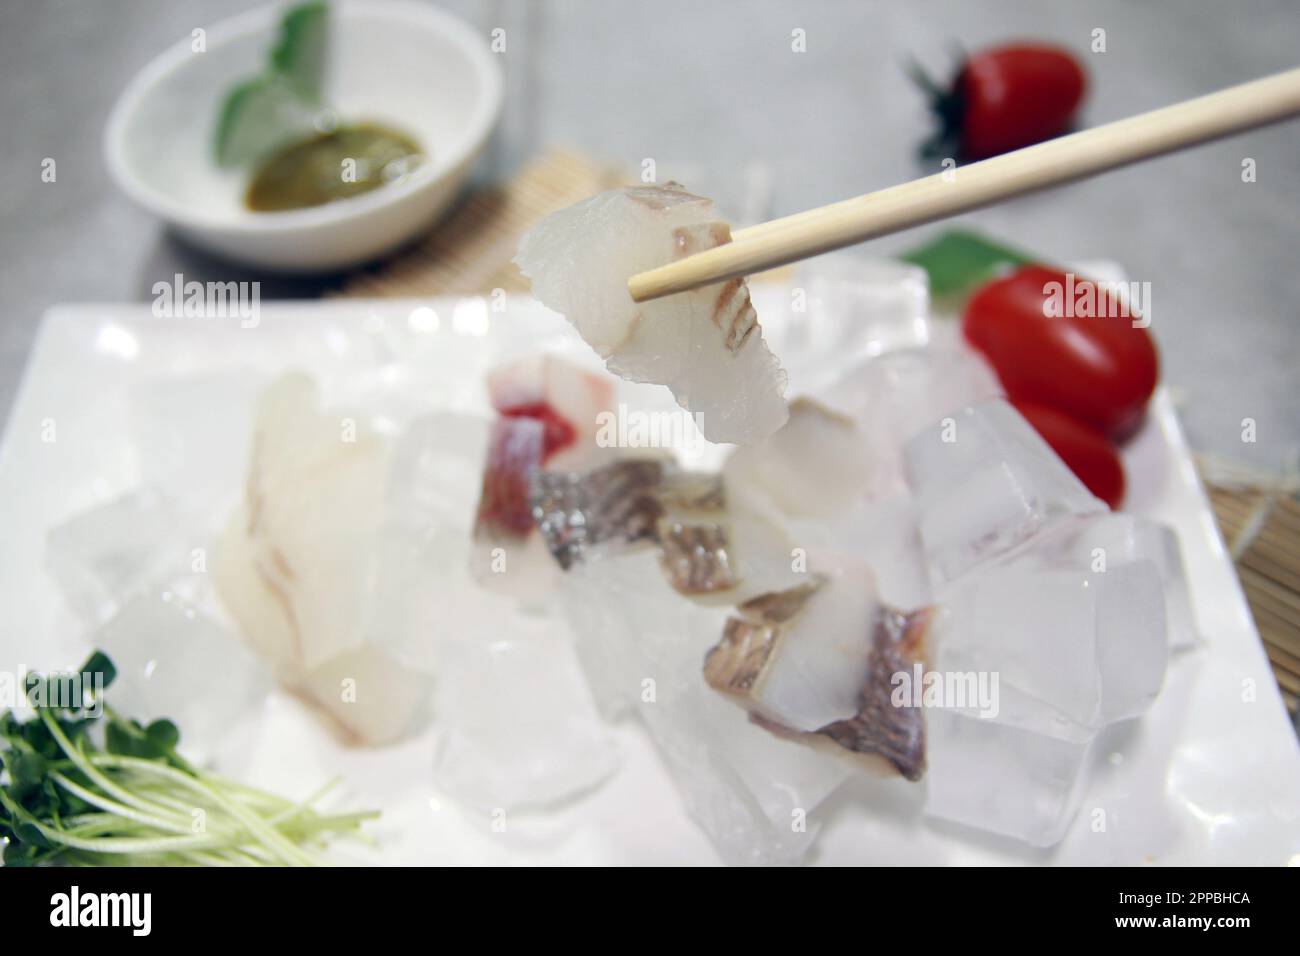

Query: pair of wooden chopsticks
[627,67,1300,303]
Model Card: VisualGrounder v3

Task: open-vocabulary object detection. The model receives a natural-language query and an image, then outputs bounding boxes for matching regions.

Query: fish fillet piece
[214,373,432,744]
[216,373,388,673]
[486,354,614,470]
[530,459,707,570]
[704,561,932,780]
[530,457,799,601]
[474,416,547,542]
[515,183,789,445]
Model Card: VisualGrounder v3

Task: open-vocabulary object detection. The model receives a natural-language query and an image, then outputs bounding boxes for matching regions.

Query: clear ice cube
[432,623,618,813]
[822,348,1003,499]
[924,682,1094,847]
[129,372,259,509]
[934,558,1167,728]
[562,550,850,864]
[46,487,195,627]
[368,412,492,672]
[772,257,932,395]
[1051,514,1198,651]
[904,400,1105,587]
[96,586,273,761]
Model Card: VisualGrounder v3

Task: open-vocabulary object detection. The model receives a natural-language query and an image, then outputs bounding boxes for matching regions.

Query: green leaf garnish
[899,229,1044,299]
[0,651,378,866]
[214,74,319,169]
[213,2,332,168]
[269,0,329,100]
[81,650,117,690]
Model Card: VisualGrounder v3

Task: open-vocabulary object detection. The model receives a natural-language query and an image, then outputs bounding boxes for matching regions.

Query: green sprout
[0,651,377,866]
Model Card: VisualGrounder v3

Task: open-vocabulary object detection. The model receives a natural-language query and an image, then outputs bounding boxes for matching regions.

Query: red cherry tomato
[957,45,1086,158]
[1012,400,1125,509]
[917,44,1086,159]
[963,265,1158,438]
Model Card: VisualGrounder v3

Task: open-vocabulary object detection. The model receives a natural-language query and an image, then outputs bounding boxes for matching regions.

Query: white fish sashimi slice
[704,559,932,781]
[485,353,615,472]
[515,183,789,445]
[216,373,388,674]
[215,373,431,745]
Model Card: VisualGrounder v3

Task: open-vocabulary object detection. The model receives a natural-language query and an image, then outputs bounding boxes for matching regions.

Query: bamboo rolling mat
[1208,487,1300,714]
[338,148,1300,719]
[337,148,624,299]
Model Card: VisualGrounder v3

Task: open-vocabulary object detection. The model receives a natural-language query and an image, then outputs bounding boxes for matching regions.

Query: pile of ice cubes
[556,260,1195,857]
[905,400,1193,846]
[44,388,615,811]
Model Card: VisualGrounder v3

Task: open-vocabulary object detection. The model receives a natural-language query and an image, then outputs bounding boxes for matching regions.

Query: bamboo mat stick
[628,67,1300,302]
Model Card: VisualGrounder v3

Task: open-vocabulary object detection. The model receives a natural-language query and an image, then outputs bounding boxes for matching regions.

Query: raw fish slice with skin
[471,355,622,602]
[560,548,849,864]
[469,415,560,603]
[704,557,933,780]
[474,416,546,541]
[530,457,802,602]
[486,353,615,471]
[515,183,789,445]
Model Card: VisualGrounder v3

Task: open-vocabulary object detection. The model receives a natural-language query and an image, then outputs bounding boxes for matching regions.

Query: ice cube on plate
[822,347,1003,499]
[561,550,850,864]
[432,622,618,812]
[96,587,273,761]
[46,487,193,627]
[934,558,1167,728]
[798,256,931,356]
[1054,514,1198,651]
[723,398,874,519]
[924,682,1095,847]
[129,372,258,508]
[904,400,1105,587]
[786,493,932,610]
[386,411,491,538]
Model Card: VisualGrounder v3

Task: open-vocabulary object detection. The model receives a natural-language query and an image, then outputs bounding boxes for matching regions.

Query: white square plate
[1,294,1297,865]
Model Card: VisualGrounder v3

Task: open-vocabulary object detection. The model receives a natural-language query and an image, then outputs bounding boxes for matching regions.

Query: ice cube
[46,487,196,627]
[432,622,618,812]
[96,586,273,762]
[924,681,1095,847]
[821,348,1003,499]
[561,550,849,864]
[904,400,1104,586]
[934,557,1167,728]
[771,257,932,395]
[370,411,492,671]
[129,372,258,508]
[386,412,492,538]
[1053,514,1198,652]
[723,398,874,519]
[787,492,932,610]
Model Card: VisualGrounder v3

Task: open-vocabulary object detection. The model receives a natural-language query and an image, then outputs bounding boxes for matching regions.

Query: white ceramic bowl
[104,0,503,272]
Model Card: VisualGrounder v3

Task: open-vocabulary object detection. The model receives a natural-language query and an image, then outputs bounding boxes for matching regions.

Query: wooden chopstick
[627,67,1300,303]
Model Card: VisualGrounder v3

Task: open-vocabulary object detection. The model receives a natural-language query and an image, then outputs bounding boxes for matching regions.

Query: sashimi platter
[2,184,1297,866]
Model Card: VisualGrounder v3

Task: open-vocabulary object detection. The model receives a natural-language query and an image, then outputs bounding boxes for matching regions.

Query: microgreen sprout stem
[0,651,378,866]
